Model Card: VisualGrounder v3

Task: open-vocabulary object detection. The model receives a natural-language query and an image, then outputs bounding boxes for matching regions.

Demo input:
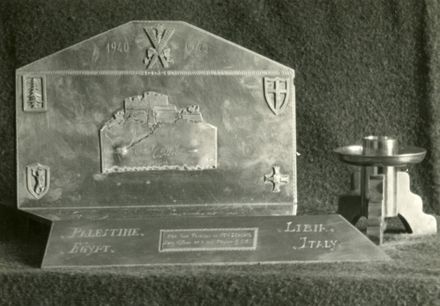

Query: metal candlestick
[335,136,437,244]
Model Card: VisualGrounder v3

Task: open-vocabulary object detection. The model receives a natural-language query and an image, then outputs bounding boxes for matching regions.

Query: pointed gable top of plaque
[16,20,297,219]
[17,21,294,75]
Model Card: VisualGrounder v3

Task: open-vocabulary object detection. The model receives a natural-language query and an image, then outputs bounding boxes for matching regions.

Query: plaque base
[40,214,389,268]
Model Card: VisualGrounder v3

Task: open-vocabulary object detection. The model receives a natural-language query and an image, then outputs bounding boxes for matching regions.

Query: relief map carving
[100,91,217,173]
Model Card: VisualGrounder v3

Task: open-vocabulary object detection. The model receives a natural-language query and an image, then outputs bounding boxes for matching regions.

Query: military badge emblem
[26,163,50,199]
[144,25,175,69]
[263,77,290,115]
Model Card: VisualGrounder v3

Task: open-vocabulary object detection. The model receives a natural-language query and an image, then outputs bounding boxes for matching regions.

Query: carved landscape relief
[100,91,217,173]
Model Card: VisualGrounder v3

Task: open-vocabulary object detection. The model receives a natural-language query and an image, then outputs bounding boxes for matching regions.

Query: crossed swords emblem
[144,25,175,69]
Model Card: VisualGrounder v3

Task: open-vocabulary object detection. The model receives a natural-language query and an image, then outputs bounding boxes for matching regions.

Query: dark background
[0,1,439,304]
[2,0,439,214]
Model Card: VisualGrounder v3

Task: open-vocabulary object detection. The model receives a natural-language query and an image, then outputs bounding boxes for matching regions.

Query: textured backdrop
[1,0,439,214]
[1,1,440,305]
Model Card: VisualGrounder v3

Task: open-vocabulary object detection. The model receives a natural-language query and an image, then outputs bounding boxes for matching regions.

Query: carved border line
[16,70,294,76]
[103,164,217,173]
[21,202,294,210]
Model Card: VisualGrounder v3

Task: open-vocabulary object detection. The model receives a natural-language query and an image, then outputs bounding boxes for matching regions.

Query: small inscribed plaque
[158,228,258,252]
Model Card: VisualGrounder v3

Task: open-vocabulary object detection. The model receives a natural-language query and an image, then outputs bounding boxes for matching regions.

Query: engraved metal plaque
[41,215,389,268]
[158,228,258,252]
[16,21,296,218]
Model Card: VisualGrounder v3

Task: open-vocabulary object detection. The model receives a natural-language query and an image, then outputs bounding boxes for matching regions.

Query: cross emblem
[263,77,289,115]
[264,166,289,193]
[144,25,175,69]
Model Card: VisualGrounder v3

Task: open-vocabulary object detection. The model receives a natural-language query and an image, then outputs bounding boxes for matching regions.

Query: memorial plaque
[42,215,389,267]
[16,21,296,217]
[14,21,387,267]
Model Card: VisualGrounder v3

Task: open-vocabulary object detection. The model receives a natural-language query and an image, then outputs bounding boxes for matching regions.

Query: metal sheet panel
[16,21,296,217]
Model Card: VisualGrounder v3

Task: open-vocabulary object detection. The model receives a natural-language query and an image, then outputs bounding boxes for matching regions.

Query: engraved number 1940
[106,41,129,53]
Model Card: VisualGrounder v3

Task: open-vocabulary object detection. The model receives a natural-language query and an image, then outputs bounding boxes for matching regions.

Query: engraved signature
[184,40,208,59]
[152,145,178,162]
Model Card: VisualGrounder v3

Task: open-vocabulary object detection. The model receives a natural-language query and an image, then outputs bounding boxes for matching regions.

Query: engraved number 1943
[106,41,129,54]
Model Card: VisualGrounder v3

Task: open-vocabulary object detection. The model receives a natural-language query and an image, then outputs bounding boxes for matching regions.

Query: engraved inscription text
[63,227,144,257]
[106,41,130,54]
[283,221,339,251]
[159,228,258,252]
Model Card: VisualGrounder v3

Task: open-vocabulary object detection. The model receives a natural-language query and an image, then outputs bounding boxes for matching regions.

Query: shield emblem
[263,77,290,115]
[26,163,50,199]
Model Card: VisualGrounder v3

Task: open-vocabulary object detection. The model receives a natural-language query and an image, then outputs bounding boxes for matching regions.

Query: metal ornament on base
[335,136,437,244]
